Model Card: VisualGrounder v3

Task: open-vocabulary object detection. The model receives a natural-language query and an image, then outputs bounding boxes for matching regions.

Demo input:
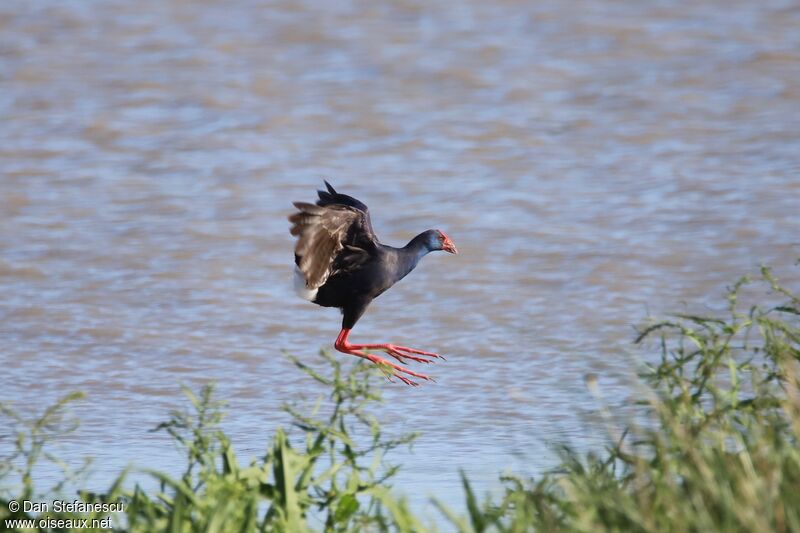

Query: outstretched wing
[289,182,378,291]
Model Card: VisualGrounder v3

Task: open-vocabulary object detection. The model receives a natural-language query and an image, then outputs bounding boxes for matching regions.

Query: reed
[436,265,800,532]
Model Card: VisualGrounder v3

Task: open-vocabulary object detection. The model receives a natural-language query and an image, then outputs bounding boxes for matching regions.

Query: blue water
[1,0,799,524]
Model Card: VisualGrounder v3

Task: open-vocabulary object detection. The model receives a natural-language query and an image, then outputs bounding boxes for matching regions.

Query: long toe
[366,354,433,386]
[392,345,443,359]
[391,374,420,387]
[385,347,435,365]
[390,345,443,362]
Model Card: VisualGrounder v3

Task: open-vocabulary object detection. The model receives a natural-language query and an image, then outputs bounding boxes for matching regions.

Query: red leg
[334,329,439,386]
[336,329,444,364]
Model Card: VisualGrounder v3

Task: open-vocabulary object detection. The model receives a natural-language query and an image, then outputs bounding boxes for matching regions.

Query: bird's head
[425,229,458,254]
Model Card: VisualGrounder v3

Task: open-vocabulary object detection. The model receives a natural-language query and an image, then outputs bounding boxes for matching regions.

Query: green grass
[1,264,799,532]
[442,265,800,533]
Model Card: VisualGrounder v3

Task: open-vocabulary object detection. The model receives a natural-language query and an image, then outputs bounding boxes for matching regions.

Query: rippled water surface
[2,0,799,519]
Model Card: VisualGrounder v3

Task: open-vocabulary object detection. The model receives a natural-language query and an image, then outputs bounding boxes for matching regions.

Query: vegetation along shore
[2,263,799,532]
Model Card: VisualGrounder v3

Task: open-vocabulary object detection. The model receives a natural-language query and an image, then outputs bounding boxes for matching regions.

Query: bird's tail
[316,180,338,204]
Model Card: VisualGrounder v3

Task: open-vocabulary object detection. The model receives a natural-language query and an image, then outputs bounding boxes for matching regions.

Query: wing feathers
[289,202,363,290]
[289,183,379,293]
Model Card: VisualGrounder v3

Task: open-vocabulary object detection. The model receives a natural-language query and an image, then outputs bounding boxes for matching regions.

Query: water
[1,0,799,521]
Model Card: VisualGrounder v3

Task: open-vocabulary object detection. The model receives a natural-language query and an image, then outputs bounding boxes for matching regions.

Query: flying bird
[289,181,457,385]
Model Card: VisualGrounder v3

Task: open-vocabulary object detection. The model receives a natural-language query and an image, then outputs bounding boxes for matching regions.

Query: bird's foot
[334,329,441,386]
[336,346,434,386]
[349,343,444,365]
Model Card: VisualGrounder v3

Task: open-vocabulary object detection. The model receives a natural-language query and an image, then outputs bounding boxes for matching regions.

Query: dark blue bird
[289,181,457,385]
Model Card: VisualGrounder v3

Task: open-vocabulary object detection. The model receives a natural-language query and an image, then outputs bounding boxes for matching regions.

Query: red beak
[442,236,458,254]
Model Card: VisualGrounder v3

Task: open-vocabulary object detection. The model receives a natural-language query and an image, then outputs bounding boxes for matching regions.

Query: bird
[289,181,457,386]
